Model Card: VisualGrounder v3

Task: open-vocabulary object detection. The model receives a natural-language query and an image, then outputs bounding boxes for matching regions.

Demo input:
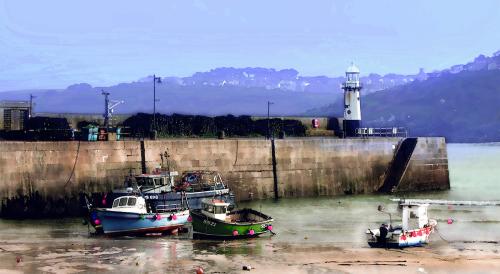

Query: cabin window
[127,197,136,206]
[154,178,162,186]
[112,199,119,207]
[119,198,127,206]
[214,206,226,214]
[203,204,214,213]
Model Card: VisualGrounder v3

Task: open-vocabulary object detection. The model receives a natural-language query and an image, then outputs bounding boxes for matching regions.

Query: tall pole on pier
[102,90,110,129]
[29,94,36,118]
[267,101,274,140]
[152,74,162,132]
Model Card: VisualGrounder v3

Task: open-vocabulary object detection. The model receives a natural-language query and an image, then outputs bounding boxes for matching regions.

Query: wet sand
[1,237,499,274]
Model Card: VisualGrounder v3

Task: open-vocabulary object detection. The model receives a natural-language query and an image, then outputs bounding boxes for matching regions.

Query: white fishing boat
[366,199,437,248]
[91,195,190,236]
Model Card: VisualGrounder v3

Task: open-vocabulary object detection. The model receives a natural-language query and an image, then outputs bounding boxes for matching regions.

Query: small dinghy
[92,195,190,236]
[191,198,274,239]
[366,200,437,248]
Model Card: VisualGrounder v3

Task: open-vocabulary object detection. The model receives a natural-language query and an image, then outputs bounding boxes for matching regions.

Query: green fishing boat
[191,198,274,239]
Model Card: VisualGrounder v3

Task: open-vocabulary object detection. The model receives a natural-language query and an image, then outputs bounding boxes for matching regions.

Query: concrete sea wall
[0,137,449,217]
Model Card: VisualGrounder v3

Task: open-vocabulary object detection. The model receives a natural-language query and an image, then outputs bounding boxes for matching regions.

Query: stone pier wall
[0,137,449,216]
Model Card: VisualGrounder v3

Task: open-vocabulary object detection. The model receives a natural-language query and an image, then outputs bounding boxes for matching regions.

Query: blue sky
[1,0,500,91]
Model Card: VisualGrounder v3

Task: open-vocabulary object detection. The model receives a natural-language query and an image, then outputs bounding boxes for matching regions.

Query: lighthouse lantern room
[342,63,362,137]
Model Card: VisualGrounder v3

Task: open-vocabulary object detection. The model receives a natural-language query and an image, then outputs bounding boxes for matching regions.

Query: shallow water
[0,143,499,273]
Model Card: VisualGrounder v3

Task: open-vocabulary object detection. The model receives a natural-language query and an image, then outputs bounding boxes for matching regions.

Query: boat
[108,170,235,211]
[366,199,437,248]
[90,195,190,236]
[190,198,274,239]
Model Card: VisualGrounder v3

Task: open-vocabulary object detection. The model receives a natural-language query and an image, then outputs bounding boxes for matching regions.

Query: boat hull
[191,209,273,239]
[96,209,190,236]
[367,226,434,248]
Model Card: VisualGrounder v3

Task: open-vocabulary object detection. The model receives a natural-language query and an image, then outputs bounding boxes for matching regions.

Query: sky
[1,0,500,91]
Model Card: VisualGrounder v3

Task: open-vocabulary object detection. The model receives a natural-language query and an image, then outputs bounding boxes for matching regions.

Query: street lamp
[267,101,274,140]
[152,74,162,132]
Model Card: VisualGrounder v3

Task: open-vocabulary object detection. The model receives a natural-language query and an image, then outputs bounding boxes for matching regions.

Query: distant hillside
[307,69,500,143]
[0,83,340,116]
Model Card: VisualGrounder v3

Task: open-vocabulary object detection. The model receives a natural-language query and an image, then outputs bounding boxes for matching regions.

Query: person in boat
[378,223,388,248]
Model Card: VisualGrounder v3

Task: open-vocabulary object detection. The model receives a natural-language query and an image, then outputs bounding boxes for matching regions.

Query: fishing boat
[191,198,274,239]
[107,170,235,210]
[366,199,437,248]
[90,195,190,236]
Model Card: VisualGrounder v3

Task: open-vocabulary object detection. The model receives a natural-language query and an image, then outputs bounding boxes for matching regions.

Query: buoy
[196,267,204,274]
[248,229,255,236]
[94,219,101,225]
[267,225,273,231]
[242,265,252,271]
[233,230,239,236]
[447,218,454,224]
[16,256,21,263]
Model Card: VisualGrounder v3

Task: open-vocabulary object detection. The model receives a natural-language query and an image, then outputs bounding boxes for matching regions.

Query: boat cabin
[110,196,148,214]
[126,171,178,194]
[399,202,430,230]
[201,199,230,221]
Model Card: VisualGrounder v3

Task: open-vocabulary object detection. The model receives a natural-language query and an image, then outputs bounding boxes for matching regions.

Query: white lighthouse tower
[342,63,362,137]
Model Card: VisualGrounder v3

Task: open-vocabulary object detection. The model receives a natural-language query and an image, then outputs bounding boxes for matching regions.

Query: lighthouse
[342,63,362,137]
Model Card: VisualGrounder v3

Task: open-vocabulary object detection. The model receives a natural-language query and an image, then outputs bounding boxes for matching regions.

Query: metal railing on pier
[355,127,408,138]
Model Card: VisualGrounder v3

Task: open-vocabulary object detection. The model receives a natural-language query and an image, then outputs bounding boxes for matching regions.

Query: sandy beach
[1,238,499,274]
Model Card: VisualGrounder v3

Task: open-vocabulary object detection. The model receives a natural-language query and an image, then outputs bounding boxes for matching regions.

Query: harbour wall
[0,137,449,217]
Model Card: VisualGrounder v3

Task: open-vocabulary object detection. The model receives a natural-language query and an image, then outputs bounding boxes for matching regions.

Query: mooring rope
[64,140,81,188]
[434,226,451,243]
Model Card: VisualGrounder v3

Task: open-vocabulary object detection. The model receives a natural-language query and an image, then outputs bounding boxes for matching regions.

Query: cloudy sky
[1,0,500,91]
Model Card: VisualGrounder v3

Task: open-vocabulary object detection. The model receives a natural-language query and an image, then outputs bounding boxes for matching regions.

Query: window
[127,197,136,206]
[112,199,119,207]
[119,198,127,206]
[215,206,227,214]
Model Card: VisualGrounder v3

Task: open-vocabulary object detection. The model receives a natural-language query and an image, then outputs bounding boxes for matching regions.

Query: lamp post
[152,74,162,132]
[267,101,274,140]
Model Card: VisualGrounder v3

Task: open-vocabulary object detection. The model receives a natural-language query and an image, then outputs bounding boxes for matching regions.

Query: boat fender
[102,194,107,206]
[170,214,177,221]
[155,214,162,220]
[233,230,239,236]
[140,214,145,220]
[267,225,273,231]
[187,216,193,222]
[248,229,255,236]
[94,219,101,225]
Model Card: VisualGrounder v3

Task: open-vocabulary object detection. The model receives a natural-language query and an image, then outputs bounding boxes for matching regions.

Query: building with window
[0,101,31,131]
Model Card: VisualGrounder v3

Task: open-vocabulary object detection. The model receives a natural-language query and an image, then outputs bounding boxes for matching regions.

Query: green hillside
[307,70,500,143]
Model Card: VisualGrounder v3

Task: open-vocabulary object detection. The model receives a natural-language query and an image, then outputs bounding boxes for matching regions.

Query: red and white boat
[366,199,437,248]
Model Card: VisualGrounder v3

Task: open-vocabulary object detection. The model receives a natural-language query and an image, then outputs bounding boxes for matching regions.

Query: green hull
[191,208,273,239]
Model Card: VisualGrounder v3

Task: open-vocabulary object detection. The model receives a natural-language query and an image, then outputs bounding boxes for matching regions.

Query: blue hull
[96,209,190,235]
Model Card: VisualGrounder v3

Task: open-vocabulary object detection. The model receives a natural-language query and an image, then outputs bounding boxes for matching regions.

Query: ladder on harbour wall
[378,137,418,193]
